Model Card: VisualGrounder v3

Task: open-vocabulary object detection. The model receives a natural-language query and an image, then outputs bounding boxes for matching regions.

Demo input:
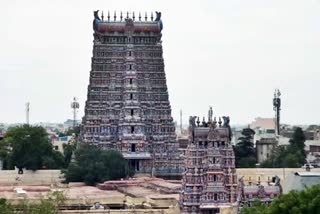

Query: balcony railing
[182,199,200,205]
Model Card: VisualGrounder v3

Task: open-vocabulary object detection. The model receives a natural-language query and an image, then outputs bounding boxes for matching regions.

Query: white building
[52,135,75,154]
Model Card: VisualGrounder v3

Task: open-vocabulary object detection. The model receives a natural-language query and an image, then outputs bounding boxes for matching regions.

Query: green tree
[62,143,76,168]
[0,139,14,170]
[241,200,268,214]
[261,127,306,168]
[288,127,306,166]
[63,144,133,185]
[2,125,65,171]
[234,128,256,168]
[241,184,320,214]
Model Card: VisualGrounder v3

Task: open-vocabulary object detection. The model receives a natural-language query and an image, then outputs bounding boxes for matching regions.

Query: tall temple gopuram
[180,108,238,214]
[81,11,182,175]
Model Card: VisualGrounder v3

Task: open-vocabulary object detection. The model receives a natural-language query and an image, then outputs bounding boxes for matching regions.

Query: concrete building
[305,139,320,167]
[254,129,277,163]
[52,135,75,154]
[250,118,275,130]
[283,171,320,193]
[231,128,244,146]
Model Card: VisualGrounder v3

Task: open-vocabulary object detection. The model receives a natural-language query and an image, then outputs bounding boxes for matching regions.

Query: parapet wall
[0,169,63,186]
[1,168,319,187]
[237,168,320,184]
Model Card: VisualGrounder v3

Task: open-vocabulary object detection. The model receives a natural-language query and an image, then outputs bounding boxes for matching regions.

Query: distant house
[52,135,75,154]
[252,126,278,164]
[250,117,275,130]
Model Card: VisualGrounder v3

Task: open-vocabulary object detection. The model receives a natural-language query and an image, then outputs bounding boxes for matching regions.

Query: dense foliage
[241,184,320,214]
[0,191,65,214]
[234,128,257,168]
[0,125,65,171]
[63,144,134,185]
[62,143,76,168]
[261,127,306,168]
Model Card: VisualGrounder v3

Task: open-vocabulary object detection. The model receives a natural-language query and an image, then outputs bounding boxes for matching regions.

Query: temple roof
[193,127,230,140]
[96,21,162,34]
[93,11,163,34]
[243,185,281,196]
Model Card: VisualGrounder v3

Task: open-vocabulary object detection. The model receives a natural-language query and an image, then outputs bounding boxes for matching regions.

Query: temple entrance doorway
[129,160,140,171]
[202,209,220,214]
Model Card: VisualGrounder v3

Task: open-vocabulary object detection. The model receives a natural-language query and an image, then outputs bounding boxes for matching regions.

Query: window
[129,79,133,84]
[129,64,132,70]
[131,144,136,152]
[131,109,134,116]
[130,93,133,100]
[131,126,135,133]
[214,193,217,200]
[129,51,132,56]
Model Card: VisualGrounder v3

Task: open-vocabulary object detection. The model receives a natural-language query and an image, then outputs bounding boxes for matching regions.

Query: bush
[63,144,133,185]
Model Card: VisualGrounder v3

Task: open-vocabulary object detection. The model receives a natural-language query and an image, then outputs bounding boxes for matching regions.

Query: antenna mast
[71,97,80,128]
[273,89,281,136]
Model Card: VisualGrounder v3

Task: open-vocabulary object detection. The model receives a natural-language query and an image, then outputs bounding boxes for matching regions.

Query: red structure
[180,108,237,213]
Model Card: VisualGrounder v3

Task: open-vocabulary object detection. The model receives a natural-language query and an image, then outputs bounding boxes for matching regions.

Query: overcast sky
[0,0,319,125]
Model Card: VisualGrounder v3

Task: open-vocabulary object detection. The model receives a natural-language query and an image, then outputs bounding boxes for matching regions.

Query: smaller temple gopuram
[180,107,238,214]
[180,107,283,213]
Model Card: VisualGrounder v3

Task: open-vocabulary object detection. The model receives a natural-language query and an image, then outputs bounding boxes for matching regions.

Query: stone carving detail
[93,10,101,31]
[222,116,232,140]
[155,11,161,21]
[81,10,182,175]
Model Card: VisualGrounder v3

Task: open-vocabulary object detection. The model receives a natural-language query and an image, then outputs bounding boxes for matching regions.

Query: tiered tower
[180,108,238,214]
[81,11,180,175]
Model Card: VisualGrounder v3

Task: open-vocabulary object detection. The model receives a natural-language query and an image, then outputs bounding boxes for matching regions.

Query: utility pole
[180,109,183,132]
[25,102,30,125]
[71,97,80,128]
